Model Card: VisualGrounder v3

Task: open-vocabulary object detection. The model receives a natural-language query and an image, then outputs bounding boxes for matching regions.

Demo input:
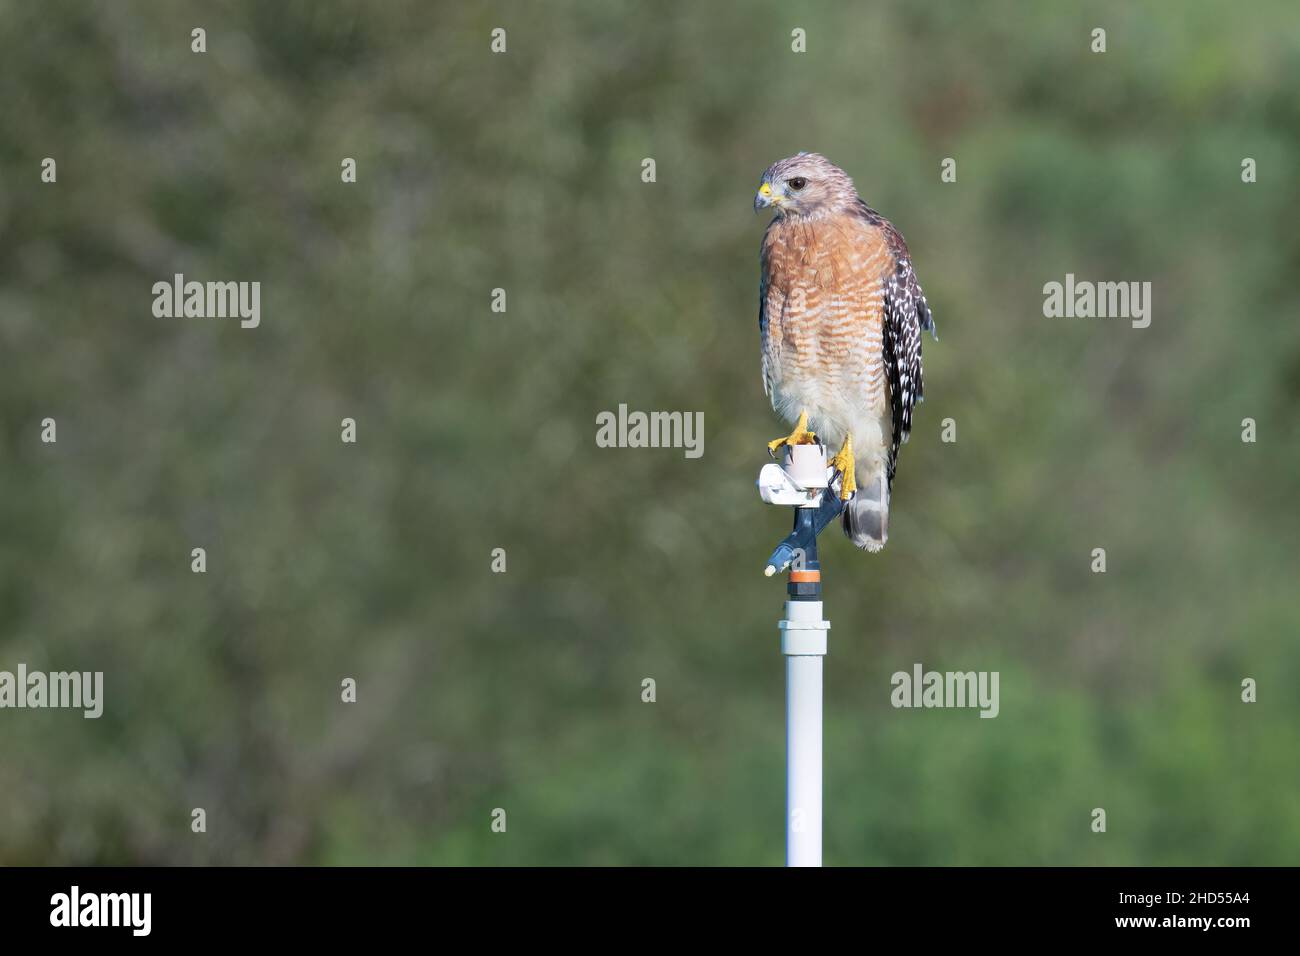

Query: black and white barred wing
[882,258,936,486]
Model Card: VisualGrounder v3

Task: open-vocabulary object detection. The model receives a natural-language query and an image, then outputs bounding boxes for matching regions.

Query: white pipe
[781,599,829,867]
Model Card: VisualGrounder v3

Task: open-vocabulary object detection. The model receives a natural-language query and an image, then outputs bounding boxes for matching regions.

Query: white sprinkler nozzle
[756,444,833,508]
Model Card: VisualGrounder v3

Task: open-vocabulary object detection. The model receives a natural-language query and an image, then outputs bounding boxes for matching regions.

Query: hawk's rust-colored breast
[760,210,896,397]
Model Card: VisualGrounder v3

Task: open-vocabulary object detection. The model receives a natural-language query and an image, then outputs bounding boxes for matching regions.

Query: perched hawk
[756,152,936,551]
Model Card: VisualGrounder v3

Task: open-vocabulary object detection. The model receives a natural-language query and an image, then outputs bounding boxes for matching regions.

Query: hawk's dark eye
[788,176,808,191]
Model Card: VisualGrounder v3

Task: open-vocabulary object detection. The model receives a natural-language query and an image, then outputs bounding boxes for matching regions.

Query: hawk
[756,152,936,551]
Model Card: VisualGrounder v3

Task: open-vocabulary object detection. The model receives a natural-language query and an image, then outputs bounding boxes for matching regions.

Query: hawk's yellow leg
[829,434,856,501]
[767,409,818,456]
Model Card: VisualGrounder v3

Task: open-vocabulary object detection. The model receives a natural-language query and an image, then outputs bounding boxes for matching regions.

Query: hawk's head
[755,152,857,219]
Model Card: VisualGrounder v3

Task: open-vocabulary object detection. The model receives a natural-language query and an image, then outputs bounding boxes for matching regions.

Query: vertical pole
[782,508,829,866]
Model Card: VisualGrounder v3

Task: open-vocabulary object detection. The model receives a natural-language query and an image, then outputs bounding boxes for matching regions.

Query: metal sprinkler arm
[764,491,844,577]
[756,445,844,575]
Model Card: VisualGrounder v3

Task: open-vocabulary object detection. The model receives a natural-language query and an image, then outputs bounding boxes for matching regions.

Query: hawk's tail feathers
[842,470,889,552]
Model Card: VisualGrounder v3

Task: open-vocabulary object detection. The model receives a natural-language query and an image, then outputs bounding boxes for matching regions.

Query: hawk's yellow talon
[768,410,818,456]
[829,435,856,501]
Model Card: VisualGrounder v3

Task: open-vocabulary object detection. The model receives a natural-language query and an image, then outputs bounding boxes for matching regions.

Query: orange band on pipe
[789,570,820,583]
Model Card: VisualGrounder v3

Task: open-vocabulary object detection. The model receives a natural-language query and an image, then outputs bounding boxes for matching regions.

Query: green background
[2,0,1297,865]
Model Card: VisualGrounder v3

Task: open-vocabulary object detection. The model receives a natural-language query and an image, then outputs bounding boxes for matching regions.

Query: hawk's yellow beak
[755,181,783,211]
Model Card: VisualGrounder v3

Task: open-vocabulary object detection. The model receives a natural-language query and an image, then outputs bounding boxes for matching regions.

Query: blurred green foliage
[1,0,1298,865]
